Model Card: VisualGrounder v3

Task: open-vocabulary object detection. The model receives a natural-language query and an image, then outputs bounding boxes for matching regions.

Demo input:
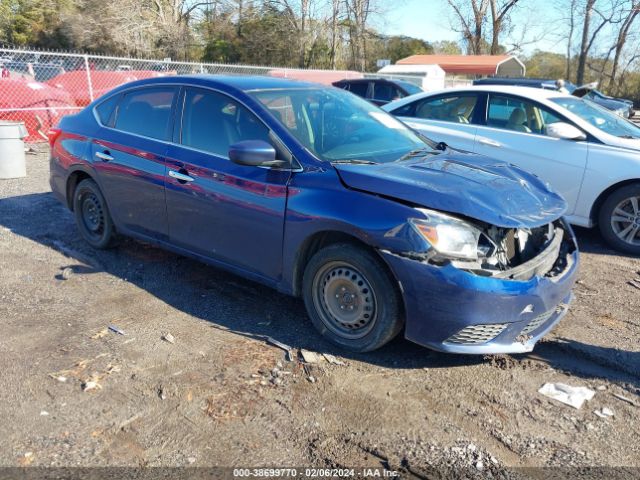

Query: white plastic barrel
[0,121,28,179]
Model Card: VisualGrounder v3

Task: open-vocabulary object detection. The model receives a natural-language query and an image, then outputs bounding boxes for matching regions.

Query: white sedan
[383,85,640,254]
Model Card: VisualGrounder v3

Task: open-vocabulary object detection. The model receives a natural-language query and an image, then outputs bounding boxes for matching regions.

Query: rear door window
[114,87,176,140]
[95,94,120,127]
[372,83,402,103]
[347,82,369,98]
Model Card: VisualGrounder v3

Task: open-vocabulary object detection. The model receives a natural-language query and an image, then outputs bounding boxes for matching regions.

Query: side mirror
[545,122,587,141]
[229,140,282,167]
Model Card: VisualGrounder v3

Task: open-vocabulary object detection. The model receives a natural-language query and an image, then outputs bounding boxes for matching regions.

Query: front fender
[280,167,424,294]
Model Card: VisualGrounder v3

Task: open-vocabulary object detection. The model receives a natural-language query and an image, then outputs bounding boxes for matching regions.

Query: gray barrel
[0,121,28,179]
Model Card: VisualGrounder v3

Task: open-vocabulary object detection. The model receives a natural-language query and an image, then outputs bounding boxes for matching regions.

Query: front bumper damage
[381,220,579,354]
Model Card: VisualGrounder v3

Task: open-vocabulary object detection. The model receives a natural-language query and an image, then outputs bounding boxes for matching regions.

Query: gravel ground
[0,148,639,476]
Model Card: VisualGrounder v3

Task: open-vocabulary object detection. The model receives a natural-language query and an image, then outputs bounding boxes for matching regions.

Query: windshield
[251,87,430,163]
[551,97,640,138]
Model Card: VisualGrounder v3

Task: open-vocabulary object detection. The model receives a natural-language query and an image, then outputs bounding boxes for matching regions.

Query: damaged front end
[380,208,579,354]
[405,208,576,282]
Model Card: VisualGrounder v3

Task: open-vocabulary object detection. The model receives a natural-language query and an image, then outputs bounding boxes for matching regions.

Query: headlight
[616,108,628,118]
[409,208,484,260]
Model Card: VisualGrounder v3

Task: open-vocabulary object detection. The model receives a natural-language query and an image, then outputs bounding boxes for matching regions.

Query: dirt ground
[1,148,639,477]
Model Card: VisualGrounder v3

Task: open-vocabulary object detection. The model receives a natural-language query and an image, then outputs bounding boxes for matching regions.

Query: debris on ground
[90,328,108,340]
[307,375,316,383]
[40,411,49,416]
[594,407,614,418]
[60,267,73,280]
[108,325,126,336]
[162,332,175,344]
[158,387,166,400]
[18,452,34,466]
[300,349,322,364]
[538,383,595,409]
[105,364,121,374]
[81,376,102,392]
[612,392,638,407]
[265,337,294,361]
[628,279,640,290]
[323,353,346,366]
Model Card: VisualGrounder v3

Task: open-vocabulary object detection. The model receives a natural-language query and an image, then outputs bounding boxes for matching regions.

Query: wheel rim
[311,261,377,340]
[610,195,640,246]
[80,192,105,239]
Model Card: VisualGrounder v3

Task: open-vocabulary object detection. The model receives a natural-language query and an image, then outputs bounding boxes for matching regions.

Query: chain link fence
[0,46,469,142]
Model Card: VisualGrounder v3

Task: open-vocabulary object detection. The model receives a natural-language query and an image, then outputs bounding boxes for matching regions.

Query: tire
[72,178,116,249]
[302,243,404,352]
[598,183,640,255]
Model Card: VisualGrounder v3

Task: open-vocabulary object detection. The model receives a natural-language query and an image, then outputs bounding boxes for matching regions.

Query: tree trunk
[566,0,576,80]
[576,0,596,84]
[607,3,639,92]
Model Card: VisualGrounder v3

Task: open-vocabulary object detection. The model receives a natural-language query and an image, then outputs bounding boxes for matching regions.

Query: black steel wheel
[73,178,116,249]
[302,243,403,352]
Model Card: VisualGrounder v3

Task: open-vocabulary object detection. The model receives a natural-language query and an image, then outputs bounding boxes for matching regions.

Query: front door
[164,87,290,280]
[473,93,589,214]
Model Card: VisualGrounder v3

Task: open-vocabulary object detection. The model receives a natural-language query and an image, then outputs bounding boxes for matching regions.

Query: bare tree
[329,0,341,68]
[488,0,520,54]
[447,0,490,54]
[344,0,375,70]
[607,0,640,91]
[575,0,624,84]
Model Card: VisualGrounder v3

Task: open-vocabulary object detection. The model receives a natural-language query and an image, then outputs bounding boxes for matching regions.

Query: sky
[379,0,566,56]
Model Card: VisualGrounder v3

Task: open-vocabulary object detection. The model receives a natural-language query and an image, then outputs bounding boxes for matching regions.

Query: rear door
[473,93,588,213]
[390,92,481,151]
[164,87,291,280]
[91,86,177,239]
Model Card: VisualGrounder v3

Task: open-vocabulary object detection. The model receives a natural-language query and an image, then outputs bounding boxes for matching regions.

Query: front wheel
[598,183,640,255]
[302,243,404,352]
[73,178,116,249]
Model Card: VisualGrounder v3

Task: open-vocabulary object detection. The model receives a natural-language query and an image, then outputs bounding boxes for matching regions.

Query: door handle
[478,138,502,147]
[168,169,194,183]
[95,151,114,161]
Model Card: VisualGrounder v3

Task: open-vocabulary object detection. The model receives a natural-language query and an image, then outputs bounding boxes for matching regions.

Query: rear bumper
[381,235,579,355]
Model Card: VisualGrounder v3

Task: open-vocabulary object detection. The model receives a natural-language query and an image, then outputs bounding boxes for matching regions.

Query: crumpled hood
[334,152,567,228]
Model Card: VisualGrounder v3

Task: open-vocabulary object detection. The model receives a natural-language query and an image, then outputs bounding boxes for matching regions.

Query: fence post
[83,54,94,103]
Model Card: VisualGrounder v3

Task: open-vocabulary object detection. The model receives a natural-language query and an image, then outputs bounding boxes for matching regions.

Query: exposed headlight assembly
[409,208,488,260]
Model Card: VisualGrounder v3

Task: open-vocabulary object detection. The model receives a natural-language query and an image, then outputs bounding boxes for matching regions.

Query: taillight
[47,127,62,148]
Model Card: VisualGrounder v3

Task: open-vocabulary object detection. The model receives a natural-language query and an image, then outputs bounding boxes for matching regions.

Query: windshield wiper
[618,135,639,139]
[397,146,435,161]
[330,159,377,165]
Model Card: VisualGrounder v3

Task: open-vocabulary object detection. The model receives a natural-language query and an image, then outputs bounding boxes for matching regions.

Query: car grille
[446,323,508,345]
[520,309,555,335]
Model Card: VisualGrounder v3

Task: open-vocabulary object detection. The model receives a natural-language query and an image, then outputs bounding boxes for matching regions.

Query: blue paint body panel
[49,74,579,354]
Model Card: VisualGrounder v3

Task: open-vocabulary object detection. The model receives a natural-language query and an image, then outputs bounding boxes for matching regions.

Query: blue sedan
[49,75,578,353]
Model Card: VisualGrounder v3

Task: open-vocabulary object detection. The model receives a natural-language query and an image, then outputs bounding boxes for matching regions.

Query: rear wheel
[73,178,116,249]
[598,183,640,254]
[302,243,404,352]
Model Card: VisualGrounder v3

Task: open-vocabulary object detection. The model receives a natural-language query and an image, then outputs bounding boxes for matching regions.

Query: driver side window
[181,88,271,158]
[487,94,565,136]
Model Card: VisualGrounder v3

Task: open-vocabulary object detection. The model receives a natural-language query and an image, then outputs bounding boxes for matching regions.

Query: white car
[383,86,640,254]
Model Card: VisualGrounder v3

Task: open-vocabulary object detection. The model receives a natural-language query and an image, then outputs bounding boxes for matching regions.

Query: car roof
[414,85,572,100]
[130,74,323,91]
